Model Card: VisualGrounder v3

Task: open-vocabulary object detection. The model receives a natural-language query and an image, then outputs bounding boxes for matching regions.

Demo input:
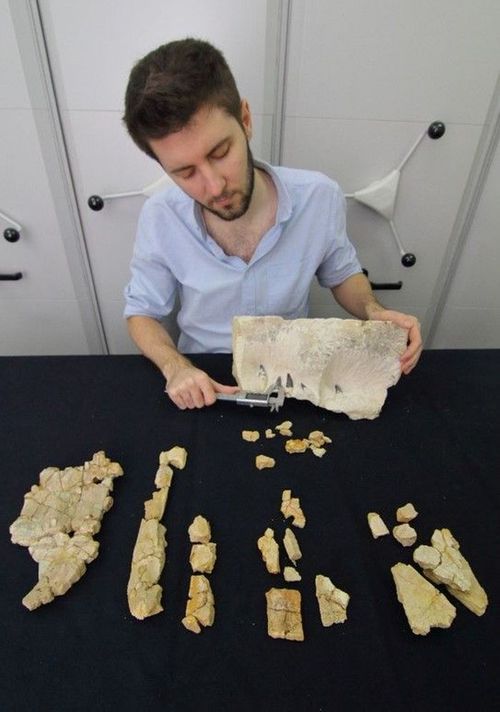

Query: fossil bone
[232,316,407,420]
[266,588,304,641]
[10,451,123,611]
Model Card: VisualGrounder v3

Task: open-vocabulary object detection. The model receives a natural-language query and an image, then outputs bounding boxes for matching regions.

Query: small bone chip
[188,515,211,544]
[257,528,280,574]
[159,446,187,469]
[265,429,276,439]
[154,464,173,489]
[414,529,488,616]
[256,455,276,470]
[283,528,302,563]
[284,566,302,582]
[393,523,417,547]
[189,542,217,573]
[281,490,306,528]
[307,431,331,447]
[310,446,326,458]
[266,588,304,641]
[183,575,215,631]
[396,502,418,523]
[315,574,350,625]
[276,421,293,432]
[285,438,309,454]
[367,512,390,539]
[391,563,456,635]
[242,430,260,442]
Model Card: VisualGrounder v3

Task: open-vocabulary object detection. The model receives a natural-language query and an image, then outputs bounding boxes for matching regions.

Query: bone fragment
[283,528,302,564]
[367,512,390,538]
[242,430,260,442]
[159,446,187,470]
[257,528,280,574]
[391,563,456,635]
[285,438,309,454]
[10,451,123,610]
[310,446,326,458]
[266,588,304,641]
[256,455,276,470]
[396,502,418,523]
[232,316,407,419]
[183,575,215,632]
[284,566,302,582]
[414,529,488,616]
[265,429,276,439]
[307,431,330,447]
[190,543,217,573]
[188,515,211,543]
[276,421,292,432]
[127,448,184,619]
[127,518,166,620]
[393,523,417,547]
[155,464,173,489]
[281,490,306,528]
[315,574,350,625]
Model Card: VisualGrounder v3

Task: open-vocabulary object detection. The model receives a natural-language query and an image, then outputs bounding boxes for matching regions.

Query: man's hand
[367,307,422,375]
[165,364,239,409]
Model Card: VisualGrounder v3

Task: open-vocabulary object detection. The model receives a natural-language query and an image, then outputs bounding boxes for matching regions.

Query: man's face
[149,103,255,221]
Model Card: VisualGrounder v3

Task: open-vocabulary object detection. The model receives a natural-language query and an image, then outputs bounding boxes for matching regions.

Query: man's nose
[202,165,225,196]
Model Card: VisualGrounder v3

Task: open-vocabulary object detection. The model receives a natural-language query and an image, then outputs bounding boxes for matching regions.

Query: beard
[200,140,255,221]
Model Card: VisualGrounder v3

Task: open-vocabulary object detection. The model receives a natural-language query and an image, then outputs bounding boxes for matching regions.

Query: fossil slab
[232,316,407,420]
[10,451,123,610]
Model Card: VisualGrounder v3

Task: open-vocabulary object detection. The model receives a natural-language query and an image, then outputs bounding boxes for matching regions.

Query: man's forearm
[126,315,191,380]
[331,273,385,320]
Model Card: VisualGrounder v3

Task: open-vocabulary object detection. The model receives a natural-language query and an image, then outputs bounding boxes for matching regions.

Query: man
[123,38,422,410]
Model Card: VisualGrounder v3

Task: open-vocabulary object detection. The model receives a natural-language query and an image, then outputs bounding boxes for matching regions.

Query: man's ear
[240,98,253,140]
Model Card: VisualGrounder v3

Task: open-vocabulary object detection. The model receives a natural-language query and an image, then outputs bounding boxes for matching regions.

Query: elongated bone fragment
[232,316,407,419]
[283,528,302,564]
[127,447,184,619]
[10,451,123,611]
[266,588,304,641]
[391,563,456,635]
[315,574,350,625]
[257,528,280,574]
[414,529,488,616]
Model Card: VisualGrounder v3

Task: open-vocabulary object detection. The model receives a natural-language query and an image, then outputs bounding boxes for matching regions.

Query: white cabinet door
[0,0,92,355]
[282,0,500,346]
[39,0,277,353]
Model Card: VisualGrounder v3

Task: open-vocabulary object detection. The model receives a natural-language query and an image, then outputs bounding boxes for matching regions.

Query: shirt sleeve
[315,183,363,288]
[123,203,178,320]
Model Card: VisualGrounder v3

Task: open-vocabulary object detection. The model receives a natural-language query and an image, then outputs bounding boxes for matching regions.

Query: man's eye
[212,145,229,159]
[178,169,194,180]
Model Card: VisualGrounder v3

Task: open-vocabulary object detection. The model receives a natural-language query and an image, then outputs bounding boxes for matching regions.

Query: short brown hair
[123,38,242,160]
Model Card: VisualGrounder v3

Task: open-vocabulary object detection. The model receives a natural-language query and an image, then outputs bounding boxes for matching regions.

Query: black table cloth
[1,351,499,711]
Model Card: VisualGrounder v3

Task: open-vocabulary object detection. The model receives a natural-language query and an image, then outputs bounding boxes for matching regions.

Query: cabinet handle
[4,228,20,242]
[0,272,23,281]
[362,268,402,290]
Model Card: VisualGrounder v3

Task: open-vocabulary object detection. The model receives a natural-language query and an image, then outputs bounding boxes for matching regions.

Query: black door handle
[362,268,402,290]
[0,272,23,281]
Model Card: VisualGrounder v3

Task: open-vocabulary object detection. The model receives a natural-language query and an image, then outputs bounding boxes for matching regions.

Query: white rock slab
[232,316,407,420]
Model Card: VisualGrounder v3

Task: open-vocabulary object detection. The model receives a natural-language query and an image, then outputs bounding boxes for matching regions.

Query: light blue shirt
[124,160,362,353]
